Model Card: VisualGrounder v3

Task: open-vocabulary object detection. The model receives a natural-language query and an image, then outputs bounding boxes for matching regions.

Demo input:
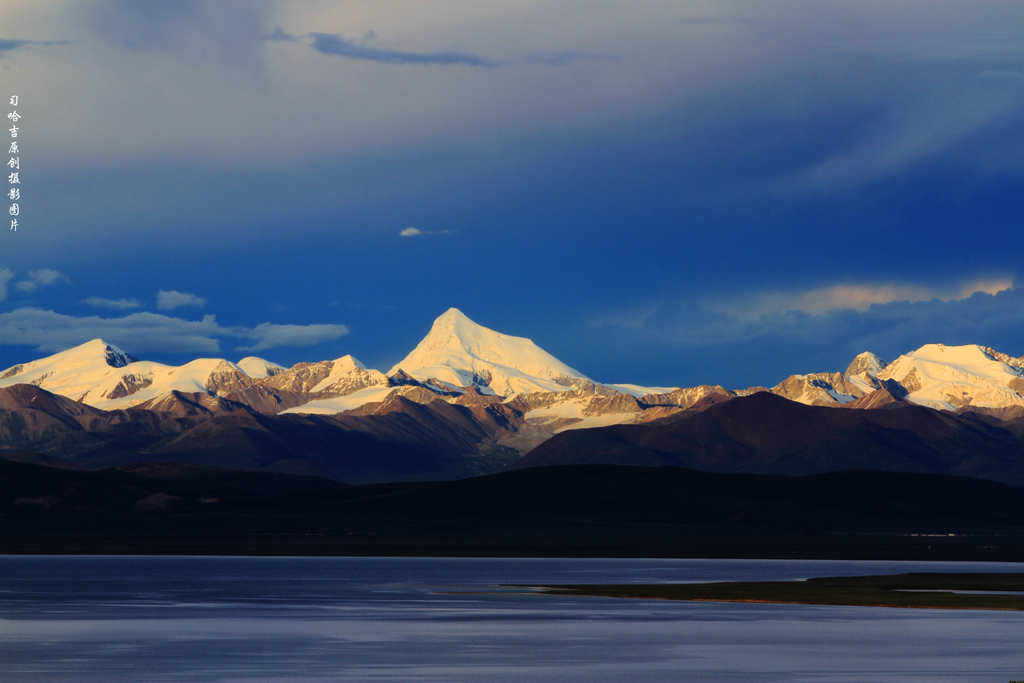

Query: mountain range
[3,307,1024,483]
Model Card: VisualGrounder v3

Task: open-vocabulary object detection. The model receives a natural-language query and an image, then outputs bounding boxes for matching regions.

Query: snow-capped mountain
[6,312,1024,489]
[760,344,1024,411]
[0,340,256,411]
[388,308,591,396]
[0,339,140,404]
[236,357,286,379]
[3,312,1024,430]
[877,344,1024,410]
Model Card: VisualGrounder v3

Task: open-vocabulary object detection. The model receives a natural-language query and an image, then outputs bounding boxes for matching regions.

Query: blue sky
[2,1,1023,389]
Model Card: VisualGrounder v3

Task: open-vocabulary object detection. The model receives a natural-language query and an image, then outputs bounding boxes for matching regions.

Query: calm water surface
[2,556,1023,682]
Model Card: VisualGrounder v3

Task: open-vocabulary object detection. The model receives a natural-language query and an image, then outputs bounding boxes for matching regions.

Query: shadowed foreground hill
[511,392,1024,484]
[0,384,521,484]
[4,458,1024,560]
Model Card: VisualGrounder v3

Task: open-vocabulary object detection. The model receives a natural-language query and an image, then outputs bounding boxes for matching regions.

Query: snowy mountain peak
[0,339,140,401]
[389,309,590,396]
[877,343,1024,410]
[58,339,137,368]
[433,307,473,329]
[0,338,136,381]
[46,339,138,369]
[982,346,1024,370]
[236,356,287,379]
[330,355,367,373]
[845,351,887,378]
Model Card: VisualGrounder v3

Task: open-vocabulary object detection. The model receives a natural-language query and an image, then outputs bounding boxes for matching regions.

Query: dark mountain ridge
[4,459,1024,560]
[0,385,522,483]
[512,392,1024,484]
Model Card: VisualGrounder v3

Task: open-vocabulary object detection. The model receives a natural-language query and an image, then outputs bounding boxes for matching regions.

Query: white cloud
[0,268,13,301]
[237,322,351,352]
[81,297,142,310]
[156,289,207,310]
[0,308,229,354]
[597,278,1018,338]
[399,226,451,237]
[14,268,70,293]
[0,308,350,354]
[716,277,1015,319]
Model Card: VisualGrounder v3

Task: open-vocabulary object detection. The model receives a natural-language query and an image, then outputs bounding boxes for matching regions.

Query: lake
[2,556,1023,682]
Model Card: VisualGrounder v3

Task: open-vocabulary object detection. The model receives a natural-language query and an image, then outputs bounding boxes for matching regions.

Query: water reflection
[3,556,1023,682]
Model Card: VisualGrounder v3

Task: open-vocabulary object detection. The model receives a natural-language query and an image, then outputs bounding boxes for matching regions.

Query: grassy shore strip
[533,573,1024,611]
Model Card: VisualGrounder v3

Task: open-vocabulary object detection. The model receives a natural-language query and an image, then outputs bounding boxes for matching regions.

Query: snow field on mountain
[3,314,1024,419]
[389,308,589,396]
[524,400,639,432]
[604,383,680,398]
[0,339,135,400]
[309,355,371,393]
[878,344,1024,410]
[281,386,396,415]
[89,359,248,410]
[236,357,286,378]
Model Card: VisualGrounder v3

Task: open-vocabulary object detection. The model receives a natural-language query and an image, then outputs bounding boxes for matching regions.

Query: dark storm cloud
[644,285,1023,351]
[591,286,1024,387]
[309,32,496,67]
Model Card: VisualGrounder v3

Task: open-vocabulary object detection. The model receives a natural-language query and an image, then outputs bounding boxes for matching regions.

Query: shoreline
[533,572,1024,611]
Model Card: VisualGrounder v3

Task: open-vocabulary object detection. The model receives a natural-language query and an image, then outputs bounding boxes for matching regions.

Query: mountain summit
[388,308,589,395]
[877,343,1024,410]
[0,339,139,401]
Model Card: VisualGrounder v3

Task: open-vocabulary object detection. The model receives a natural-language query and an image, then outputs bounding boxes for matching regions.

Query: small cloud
[263,26,296,42]
[237,322,351,352]
[715,278,1015,319]
[957,277,1015,298]
[399,226,452,237]
[0,38,71,56]
[156,289,207,311]
[14,268,70,293]
[0,268,13,301]
[81,297,142,310]
[0,39,30,54]
[309,32,495,68]
[305,32,612,69]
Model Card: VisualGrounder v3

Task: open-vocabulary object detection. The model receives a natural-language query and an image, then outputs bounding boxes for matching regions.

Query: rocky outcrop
[770,372,865,406]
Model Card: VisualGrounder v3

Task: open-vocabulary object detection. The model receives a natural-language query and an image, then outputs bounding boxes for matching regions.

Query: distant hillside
[511,392,1024,484]
[3,459,1024,560]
